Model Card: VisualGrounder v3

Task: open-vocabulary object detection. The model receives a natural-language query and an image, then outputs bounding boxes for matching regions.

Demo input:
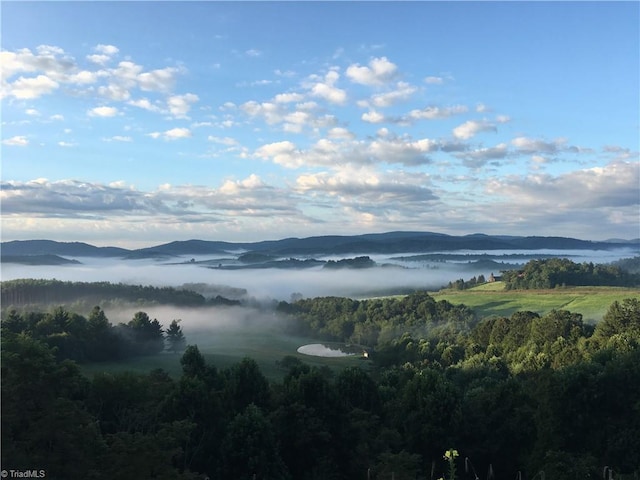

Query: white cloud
[25,108,40,116]
[58,141,75,147]
[2,136,29,146]
[511,136,564,153]
[138,66,181,92]
[164,127,192,140]
[274,92,304,103]
[208,136,239,146]
[98,84,131,101]
[346,57,398,86]
[362,110,385,123]
[245,49,262,57]
[7,75,59,99]
[255,141,300,168]
[408,105,468,120]
[87,54,111,65]
[95,44,119,56]
[308,70,347,105]
[128,98,161,112]
[453,120,497,139]
[103,135,132,142]
[327,127,355,140]
[50,114,64,121]
[88,106,119,117]
[167,93,199,118]
[241,100,284,125]
[425,76,444,85]
[148,127,192,141]
[370,82,417,107]
[67,70,98,84]
[487,160,639,211]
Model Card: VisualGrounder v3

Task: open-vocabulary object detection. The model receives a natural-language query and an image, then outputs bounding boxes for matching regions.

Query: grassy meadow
[432,282,640,323]
[80,328,369,381]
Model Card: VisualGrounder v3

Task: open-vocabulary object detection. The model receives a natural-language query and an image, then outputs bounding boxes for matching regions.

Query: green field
[80,328,369,381]
[432,282,640,322]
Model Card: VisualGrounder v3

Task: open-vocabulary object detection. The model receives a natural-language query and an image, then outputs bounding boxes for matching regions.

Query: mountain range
[2,232,639,260]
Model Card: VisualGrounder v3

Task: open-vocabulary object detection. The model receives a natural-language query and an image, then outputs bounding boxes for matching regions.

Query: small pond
[297,343,364,358]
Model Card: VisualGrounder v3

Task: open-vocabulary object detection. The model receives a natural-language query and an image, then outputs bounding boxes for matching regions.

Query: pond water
[297,343,362,357]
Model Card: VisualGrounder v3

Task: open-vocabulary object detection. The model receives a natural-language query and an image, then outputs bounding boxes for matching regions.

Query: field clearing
[80,328,369,381]
[432,283,640,322]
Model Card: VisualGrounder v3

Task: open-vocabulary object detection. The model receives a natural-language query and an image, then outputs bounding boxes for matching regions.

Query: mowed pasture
[80,328,369,381]
[432,282,640,323]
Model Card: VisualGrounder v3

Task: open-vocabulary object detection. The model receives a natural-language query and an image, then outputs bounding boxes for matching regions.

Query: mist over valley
[3,232,638,301]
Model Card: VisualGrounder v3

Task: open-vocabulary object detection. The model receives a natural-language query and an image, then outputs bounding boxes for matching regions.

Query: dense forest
[1,306,185,362]
[0,279,208,309]
[2,292,639,479]
[500,258,639,290]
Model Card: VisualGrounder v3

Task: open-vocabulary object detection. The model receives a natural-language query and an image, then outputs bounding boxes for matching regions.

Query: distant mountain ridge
[2,232,638,259]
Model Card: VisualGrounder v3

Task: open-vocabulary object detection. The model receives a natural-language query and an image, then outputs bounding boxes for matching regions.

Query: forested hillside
[501,258,639,290]
[2,295,639,479]
[1,279,207,309]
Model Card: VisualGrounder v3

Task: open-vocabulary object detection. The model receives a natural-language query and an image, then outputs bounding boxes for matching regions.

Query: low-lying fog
[2,248,637,302]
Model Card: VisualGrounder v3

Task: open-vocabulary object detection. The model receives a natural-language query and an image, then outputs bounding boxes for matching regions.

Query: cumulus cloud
[167,93,199,118]
[0,179,161,216]
[148,127,192,140]
[2,135,29,146]
[98,84,131,101]
[165,128,191,140]
[138,66,182,92]
[7,75,59,99]
[95,44,119,56]
[362,110,385,123]
[255,141,301,168]
[88,106,118,117]
[254,133,440,169]
[274,92,304,103]
[308,70,347,105]
[346,57,398,86]
[0,177,298,223]
[487,160,640,210]
[453,119,497,139]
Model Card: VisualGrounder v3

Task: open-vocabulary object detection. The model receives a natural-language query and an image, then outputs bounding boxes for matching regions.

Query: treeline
[277,291,476,347]
[277,292,640,372]
[2,299,639,479]
[447,274,487,290]
[0,279,207,309]
[323,255,376,269]
[1,306,186,362]
[501,258,639,290]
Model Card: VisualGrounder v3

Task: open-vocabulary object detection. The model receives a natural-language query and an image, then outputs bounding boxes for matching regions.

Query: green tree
[126,311,164,355]
[219,404,290,480]
[1,332,106,478]
[166,319,186,353]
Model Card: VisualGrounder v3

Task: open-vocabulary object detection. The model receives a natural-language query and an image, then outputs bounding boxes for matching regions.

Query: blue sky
[1,1,638,248]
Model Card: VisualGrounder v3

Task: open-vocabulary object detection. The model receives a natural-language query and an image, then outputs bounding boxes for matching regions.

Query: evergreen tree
[166,319,186,353]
